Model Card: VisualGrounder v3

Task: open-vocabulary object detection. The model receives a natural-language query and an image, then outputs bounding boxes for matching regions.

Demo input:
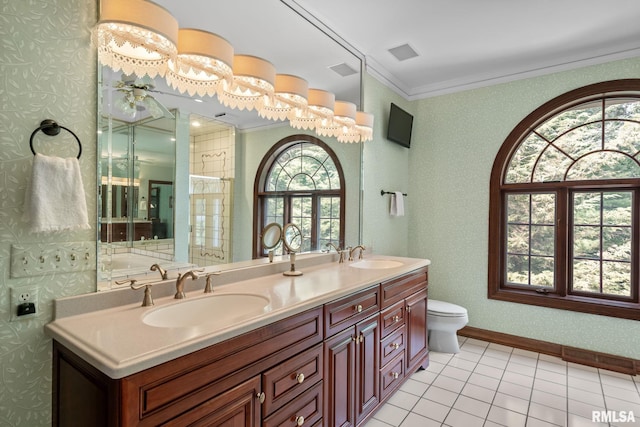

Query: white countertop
[45,255,430,379]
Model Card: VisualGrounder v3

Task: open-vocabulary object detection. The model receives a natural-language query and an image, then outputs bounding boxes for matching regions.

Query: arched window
[489,80,640,320]
[253,135,345,258]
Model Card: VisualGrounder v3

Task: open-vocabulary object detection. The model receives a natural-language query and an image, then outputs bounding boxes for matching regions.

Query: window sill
[489,288,640,321]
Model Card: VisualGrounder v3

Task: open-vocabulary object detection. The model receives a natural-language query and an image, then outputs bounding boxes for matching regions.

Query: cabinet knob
[391,343,400,350]
[296,373,305,384]
[355,304,363,313]
[392,372,400,379]
[295,415,305,426]
[392,315,400,323]
[256,392,265,404]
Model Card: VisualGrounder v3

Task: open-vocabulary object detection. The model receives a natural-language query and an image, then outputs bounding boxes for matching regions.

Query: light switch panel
[10,242,96,278]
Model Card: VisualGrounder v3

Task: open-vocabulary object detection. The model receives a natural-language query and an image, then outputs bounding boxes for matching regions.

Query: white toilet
[427,300,469,353]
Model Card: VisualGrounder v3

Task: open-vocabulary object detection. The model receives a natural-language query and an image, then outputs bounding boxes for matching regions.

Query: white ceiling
[293,0,640,99]
[118,0,640,129]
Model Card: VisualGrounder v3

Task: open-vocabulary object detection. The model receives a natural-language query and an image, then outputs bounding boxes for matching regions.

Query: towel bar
[381,190,407,197]
[30,119,82,159]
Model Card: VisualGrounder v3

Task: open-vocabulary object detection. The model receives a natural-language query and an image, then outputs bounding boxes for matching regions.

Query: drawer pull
[296,373,305,384]
[392,372,400,379]
[391,343,400,350]
[295,415,305,426]
[393,315,400,323]
[256,392,265,404]
[355,304,363,313]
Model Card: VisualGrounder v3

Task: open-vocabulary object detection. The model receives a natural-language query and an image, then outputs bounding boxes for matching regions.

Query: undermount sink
[349,259,404,269]
[143,294,270,328]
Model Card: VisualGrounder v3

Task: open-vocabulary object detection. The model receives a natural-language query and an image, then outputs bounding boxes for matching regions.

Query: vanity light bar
[95,0,373,143]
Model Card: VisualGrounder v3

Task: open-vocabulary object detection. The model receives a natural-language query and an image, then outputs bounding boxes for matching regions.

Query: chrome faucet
[174,270,199,299]
[326,242,345,263]
[150,263,168,280]
[349,245,366,261]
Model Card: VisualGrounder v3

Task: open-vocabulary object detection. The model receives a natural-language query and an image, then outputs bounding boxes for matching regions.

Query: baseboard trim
[459,326,638,375]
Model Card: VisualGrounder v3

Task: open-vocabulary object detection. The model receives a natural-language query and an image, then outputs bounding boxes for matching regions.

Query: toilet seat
[428,300,467,318]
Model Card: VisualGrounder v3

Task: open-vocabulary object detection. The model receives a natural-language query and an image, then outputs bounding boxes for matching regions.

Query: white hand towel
[23,154,90,233]
[390,191,405,217]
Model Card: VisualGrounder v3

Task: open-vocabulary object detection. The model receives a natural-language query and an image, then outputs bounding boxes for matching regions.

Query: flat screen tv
[387,103,413,148]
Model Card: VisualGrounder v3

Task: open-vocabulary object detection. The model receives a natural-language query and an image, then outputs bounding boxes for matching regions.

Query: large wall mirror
[97,0,364,290]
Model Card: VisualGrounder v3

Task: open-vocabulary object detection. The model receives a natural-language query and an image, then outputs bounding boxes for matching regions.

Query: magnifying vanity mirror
[262,222,282,262]
[282,223,303,253]
[96,0,364,290]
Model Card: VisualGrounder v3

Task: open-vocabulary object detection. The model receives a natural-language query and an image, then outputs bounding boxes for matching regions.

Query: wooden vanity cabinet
[52,266,429,427]
[323,286,381,427]
[53,307,323,427]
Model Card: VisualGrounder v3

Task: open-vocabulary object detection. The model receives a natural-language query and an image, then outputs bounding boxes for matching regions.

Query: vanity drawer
[324,285,380,337]
[262,343,323,416]
[381,267,428,308]
[380,300,405,338]
[380,325,406,367]
[380,353,405,401]
[262,381,323,427]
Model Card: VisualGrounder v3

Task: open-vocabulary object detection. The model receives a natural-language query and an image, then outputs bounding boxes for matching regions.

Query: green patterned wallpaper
[408,57,640,359]
[0,1,96,425]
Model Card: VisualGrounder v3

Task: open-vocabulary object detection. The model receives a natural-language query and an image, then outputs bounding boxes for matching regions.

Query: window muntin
[490,80,640,320]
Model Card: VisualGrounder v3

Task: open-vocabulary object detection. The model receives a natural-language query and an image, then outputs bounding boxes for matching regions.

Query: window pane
[507,194,530,223]
[603,227,631,262]
[536,102,602,141]
[573,192,601,225]
[505,134,547,183]
[604,98,640,121]
[531,225,554,255]
[505,192,555,288]
[531,256,554,287]
[604,120,640,154]
[571,190,633,298]
[573,226,599,259]
[554,122,602,160]
[507,255,529,285]
[603,261,631,297]
[532,145,572,182]
[603,192,632,225]
[531,193,555,224]
[572,259,601,293]
[507,224,529,253]
[568,151,640,180]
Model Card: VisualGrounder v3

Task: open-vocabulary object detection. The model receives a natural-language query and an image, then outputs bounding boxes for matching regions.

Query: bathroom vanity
[46,255,429,426]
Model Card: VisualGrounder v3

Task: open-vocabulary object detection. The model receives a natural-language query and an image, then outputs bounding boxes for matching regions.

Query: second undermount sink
[349,259,404,269]
[143,293,270,329]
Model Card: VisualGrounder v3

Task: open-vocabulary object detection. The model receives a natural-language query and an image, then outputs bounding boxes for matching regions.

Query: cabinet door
[324,328,356,427]
[166,375,261,426]
[405,289,428,374]
[355,315,379,425]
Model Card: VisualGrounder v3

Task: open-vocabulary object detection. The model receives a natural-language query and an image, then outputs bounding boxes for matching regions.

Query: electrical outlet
[9,286,39,321]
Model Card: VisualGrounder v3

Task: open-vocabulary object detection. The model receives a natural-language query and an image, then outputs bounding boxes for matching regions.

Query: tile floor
[364,336,640,427]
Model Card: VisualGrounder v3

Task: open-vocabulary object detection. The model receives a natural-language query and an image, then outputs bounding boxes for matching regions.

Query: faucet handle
[204,272,221,293]
[115,279,155,307]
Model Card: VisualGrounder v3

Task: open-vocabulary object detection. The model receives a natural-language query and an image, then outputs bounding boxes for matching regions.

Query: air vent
[329,62,359,77]
[388,43,419,61]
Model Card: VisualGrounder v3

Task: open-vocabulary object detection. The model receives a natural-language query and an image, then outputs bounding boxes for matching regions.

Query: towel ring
[29,119,82,159]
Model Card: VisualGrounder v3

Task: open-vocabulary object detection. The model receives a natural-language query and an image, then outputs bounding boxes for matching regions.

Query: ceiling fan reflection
[114,75,176,120]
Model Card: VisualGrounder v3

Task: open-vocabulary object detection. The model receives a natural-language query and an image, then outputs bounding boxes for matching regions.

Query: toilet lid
[428,299,467,317]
